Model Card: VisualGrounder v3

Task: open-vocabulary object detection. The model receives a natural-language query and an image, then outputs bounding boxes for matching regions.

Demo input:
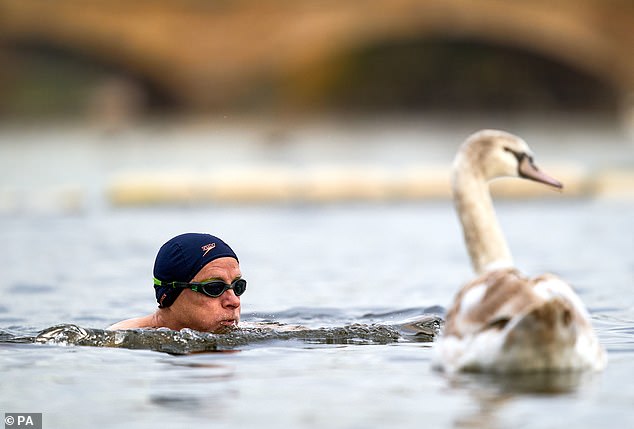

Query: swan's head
[455,129,563,189]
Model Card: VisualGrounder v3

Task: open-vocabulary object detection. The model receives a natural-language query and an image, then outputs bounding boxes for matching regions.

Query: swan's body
[433,130,606,373]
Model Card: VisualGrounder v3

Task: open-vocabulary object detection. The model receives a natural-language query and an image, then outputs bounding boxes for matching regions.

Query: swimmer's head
[153,233,239,308]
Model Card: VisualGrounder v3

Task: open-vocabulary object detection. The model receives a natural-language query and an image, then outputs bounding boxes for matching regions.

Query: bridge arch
[1,40,180,117]
[283,34,621,113]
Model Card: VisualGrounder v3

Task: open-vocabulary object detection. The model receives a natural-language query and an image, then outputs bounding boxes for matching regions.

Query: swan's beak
[518,156,563,189]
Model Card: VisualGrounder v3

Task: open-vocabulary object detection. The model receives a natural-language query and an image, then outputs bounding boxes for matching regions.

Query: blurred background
[1,0,633,212]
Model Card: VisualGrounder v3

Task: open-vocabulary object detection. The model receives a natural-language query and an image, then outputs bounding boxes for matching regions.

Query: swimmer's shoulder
[107,314,157,330]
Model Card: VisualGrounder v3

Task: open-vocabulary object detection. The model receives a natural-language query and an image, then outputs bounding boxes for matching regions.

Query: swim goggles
[154,277,247,298]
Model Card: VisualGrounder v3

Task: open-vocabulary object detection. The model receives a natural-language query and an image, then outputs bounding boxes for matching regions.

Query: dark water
[1,200,633,428]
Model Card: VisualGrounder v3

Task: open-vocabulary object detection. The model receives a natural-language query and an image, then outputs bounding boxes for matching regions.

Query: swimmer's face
[170,257,242,333]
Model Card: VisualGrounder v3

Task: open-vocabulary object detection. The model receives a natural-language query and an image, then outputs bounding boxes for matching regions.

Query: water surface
[1,200,633,429]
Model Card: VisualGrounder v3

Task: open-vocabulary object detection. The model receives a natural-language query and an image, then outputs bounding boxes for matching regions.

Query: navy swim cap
[153,233,238,308]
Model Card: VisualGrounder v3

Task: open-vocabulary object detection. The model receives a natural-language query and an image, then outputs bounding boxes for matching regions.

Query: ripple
[0,328,35,343]
[9,283,55,294]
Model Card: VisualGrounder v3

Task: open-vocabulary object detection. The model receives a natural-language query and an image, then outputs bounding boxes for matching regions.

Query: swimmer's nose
[222,289,240,309]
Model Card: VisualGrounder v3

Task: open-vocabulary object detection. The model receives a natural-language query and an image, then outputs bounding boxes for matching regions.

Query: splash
[0,314,444,354]
[18,322,408,354]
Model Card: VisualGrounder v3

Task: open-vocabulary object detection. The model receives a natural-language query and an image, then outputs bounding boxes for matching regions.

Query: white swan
[433,129,606,373]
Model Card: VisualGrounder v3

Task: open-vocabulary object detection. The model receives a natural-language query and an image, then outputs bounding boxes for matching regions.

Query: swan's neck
[452,157,513,274]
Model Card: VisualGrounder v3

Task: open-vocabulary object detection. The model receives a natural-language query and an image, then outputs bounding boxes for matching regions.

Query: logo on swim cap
[201,243,216,257]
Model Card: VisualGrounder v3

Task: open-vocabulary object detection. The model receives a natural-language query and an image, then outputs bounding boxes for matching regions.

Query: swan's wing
[443,268,541,338]
[436,269,606,372]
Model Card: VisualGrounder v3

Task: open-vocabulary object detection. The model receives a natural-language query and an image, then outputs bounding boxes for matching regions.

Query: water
[1,117,633,428]
[1,199,633,429]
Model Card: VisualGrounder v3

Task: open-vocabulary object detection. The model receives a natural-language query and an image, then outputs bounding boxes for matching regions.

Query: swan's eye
[503,147,527,163]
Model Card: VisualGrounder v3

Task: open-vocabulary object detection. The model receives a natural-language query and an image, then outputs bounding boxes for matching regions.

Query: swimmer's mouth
[220,319,238,327]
